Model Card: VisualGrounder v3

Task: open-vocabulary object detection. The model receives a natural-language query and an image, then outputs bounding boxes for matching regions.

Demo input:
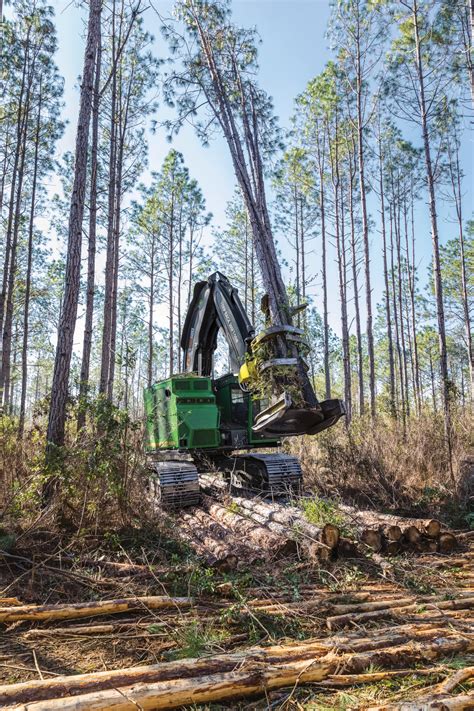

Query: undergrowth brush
[289,409,473,526]
[1,403,472,536]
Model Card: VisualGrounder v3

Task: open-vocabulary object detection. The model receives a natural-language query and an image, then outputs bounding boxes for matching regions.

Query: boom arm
[181,272,254,376]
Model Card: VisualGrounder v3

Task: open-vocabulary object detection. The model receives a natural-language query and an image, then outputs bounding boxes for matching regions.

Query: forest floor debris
[0,496,472,710]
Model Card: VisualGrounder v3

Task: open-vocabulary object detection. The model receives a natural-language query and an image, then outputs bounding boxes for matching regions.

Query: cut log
[438,532,458,554]
[1,627,453,704]
[6,634,472,709]
[403,525,422,546]
[360,528,383,552]
[313,666,446,688]
[182,508,266,562]
[337,505,442,539]
[199,473,229,496]
[383,540,401,556]
[326,595,474,629]
[415,537,438,554]
[329,597,414,616]
[177,527,238,571]
[0,596,191,624]
[0,597,22,606]
[231,495,339,549]
[179,510,264,566]
[337,537,359,557]
[202,500,297,557]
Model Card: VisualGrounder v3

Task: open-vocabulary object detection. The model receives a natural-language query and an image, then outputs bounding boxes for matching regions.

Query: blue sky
[16,0,473,333]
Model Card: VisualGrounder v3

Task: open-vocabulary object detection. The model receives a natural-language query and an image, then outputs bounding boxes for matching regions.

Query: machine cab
[213,374,279,450]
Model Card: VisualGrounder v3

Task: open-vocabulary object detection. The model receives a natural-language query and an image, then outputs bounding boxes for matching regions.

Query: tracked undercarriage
[148,451,303,509]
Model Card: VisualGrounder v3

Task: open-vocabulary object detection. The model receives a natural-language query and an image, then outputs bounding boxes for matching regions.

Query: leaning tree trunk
[46,0,102,450]
[192,12,318,409]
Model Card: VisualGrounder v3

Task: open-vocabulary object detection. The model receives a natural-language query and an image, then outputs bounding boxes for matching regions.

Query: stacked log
[179,477,463,562]
[178,508,279,569]
[201,500,297,557]
[3,627,472,709]
[337,504,458,554]
[230,495,339,551]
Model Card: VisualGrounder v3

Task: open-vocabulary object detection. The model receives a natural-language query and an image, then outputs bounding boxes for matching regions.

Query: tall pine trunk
[355,26,375,417]
[1,90,30,411]
[46,0,102,450]
[78,32,101,430]
[317,130,331,400]
[447,137,473,404]
[377,130,396,416]
[412,0,453,476]
[330,120,351,422]
[19,83,42,435]
[99,0,118,396]
[349,139,364,416]
[0,26,29,338]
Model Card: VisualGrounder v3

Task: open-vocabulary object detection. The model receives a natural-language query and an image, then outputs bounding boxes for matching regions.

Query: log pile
[336,504,458,555]
[185,481,462,564]
[3,625,472,709]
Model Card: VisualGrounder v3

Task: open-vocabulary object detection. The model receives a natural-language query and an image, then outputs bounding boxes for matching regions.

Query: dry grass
[289,409,473,525]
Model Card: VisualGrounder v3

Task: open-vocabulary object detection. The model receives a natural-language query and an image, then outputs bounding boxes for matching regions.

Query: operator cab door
[214,374,250,449]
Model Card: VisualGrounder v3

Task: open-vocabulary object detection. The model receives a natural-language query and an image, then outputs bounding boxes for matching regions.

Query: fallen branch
[0,596,191,624]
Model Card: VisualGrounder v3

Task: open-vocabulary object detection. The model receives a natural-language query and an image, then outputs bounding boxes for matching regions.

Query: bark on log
[2,628,453,704]
[458,530,474,542]
[337,504,442,539]
[231,495,339,549]
[0,597,21,606]
[177,527,238,571]
[182,508,266,562]
[202,500,297,557]
[7,634,472,710]
[0,596,191,624]
[179,510,264,566]
[327,595,474,630]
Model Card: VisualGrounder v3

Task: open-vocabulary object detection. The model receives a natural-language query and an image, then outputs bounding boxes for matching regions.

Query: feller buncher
[144,272,345,507]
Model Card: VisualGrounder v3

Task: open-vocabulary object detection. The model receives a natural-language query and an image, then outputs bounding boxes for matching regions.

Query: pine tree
[46,0,101,451]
